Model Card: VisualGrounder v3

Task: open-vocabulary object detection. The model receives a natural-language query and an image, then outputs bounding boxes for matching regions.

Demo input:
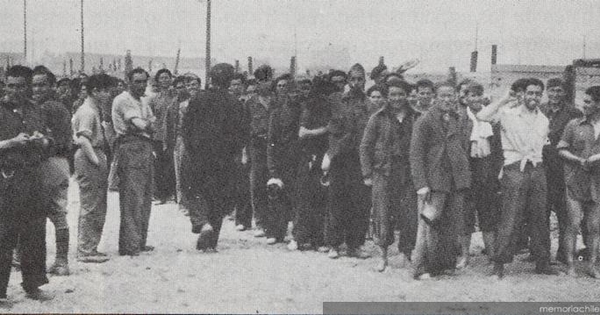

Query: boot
[48,229,70,276]
[482,231,495,258]
[456,235,471,269]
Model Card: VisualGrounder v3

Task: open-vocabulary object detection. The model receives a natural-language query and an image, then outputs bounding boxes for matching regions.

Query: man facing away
[477,78,559,279]
[111,67,156,256]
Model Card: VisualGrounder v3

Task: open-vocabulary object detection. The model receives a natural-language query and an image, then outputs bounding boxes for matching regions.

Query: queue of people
[1,60,600,305]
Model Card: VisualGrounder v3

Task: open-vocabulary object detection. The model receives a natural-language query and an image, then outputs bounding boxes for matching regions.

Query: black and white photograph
[0,0,600,313]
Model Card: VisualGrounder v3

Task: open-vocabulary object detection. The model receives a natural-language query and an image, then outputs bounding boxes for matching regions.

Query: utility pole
[583,35,587,59]
[23,0,27,64]
[80,0,85,73]
[205,0,211,89]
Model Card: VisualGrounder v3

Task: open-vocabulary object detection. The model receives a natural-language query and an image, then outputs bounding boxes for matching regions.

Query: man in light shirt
[477,78,559,279]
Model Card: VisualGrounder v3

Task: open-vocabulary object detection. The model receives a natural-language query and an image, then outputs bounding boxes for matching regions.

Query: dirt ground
[3,179,600,313]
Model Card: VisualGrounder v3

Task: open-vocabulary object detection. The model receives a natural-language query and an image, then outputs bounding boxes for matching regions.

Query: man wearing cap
[540,78,582,264]
[183,63,242,251]
[321,63,372,259]
[112,67,156,256]
[247,65,277,238]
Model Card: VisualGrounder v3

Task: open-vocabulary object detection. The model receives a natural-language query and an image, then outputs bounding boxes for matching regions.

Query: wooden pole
[205,0,211,89]
[23,0,27,64]
[80,0,85,73]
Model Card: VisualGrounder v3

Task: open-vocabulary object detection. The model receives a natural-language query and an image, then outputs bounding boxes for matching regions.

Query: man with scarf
[410,82,471,279]
[321,63,371,259]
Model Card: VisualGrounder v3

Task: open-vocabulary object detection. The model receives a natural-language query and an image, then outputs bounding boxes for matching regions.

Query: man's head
[546,77,566,106]
[463,82,485,113]
[210,63,235,89]
[127,67,149,99]
[523,78,544,111]
[31,66,56,103]
[229,73,246,97]
[370,64,388,85]
[245,78,258,97]
[347,63,366,92]
[274,73,292,96]
[85,73,113,105]
[328,70,347,92]
[415,79,435,106]
[154,68,173,91]
[387,80,413,112]
[56,78,72,98]
[582,86,600,118]
[510,78,530,103]
[254,65,274,97]
[435,81,457,112]
[384,73,404,86]
[366,84,388,110]
[296,76,312,98]
[173,76,189,100]
[457,78,474,106]
[185,74,201,99]
[4,65,32,104]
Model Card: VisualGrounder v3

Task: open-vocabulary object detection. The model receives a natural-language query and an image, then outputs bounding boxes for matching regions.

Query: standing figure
[72,74,113,264]
[410,82,471,279]
[148,69,177,204]
[111,68,156,256]
[182,63,241,251]
[321,63,372,259]
[557,86,600,278]
[477,78,559,279]
[360,80,418,272]
[31,66,75,274]
[540,78,582,264]
[0,65,53,301]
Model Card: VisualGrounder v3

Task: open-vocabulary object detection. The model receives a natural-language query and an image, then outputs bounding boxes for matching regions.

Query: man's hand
[321,153,331,172]
[363,177,373,187]
[417,186,431,203]
[267,178,284,189]
[11,132,31,147]
[504,90,519,108]
[298,127,311,139]
[241,148,248,165]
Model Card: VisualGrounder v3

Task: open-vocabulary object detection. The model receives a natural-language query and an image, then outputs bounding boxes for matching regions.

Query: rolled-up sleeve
[72,108,96,142]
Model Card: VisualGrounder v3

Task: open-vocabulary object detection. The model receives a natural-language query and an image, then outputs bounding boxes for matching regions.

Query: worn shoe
[48,259,70,276]
[77,254,110,263]
[317,246,329,253]
[253,229,266,238]
[235,224,246,231]
[328,248,340,259]
[92,250,108,257]
[490,263,504,280]
[266,237,278,245]
[287,240,298,251]
[25,288,55,301]
[347,248,371,259]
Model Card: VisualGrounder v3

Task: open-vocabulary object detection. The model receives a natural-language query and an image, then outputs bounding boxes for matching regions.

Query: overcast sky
[0,0,598,72]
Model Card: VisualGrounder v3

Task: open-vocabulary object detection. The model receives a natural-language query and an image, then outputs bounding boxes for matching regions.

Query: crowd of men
[1,59,600,304]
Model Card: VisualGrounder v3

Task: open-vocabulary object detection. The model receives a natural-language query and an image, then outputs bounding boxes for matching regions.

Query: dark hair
[6,65,33,83]
[546,77,565,90]
[387,80,413,94]
[173,76,186,87]
[510,78,530,93]
[57,78,71,87]
[254,65,273,81]
[370,64,388,80]
[275,73,292,85]
[328,70,347,81]
[231,73,247,85]
[384,72,404,84]
[415,79,434,92]
[525,77,544,91]
[246,78,257,87]
[465,82,484,96]
[85,73,114,91]
[184,73,201,86]
[32,65,57,86]
[154,68,172,83]
[585,86,600,102]
[456,78,474,92]
[127,67,149,82]
[367,84,388,97]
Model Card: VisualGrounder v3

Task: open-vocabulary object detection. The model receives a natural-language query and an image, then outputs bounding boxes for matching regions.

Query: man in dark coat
[182,63,242,251]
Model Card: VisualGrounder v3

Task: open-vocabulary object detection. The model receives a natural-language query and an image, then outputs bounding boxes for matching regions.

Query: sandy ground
[3,179,600,313]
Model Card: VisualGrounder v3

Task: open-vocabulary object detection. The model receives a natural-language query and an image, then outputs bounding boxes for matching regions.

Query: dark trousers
[153,141,175,201]
[544,161,568,259]
[325,152,371,249]
[249,140,268,228]
[413,190,464,276]
[265,162,296,240]
[234,162,252,228]
[186,168,232,249]
[117,139,154,255]
[492,162,550,265]
[371,163,417,253]
[0,168,48,297]
[465,156,501,234]
[74,148,108,256]
[293,156,327,246]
